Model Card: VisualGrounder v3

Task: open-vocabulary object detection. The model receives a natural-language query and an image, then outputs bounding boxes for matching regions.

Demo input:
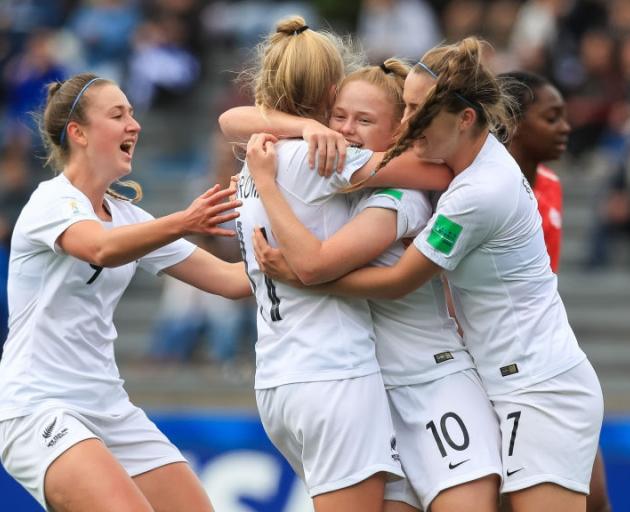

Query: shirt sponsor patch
[434,351,454,364]
[500,363,519,377]
[427,214,463,254]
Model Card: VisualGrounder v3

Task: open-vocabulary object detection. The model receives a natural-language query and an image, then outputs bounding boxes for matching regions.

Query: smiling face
[328,80,399,152]
[69,83,141,179]
[514,84,570,162]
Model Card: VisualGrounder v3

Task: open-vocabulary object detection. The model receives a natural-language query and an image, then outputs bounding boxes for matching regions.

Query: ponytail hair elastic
[379,62,391,74]
[294,25,309,35]
[60,77,103,147]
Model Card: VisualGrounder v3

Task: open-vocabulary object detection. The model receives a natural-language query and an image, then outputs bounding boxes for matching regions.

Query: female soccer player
[0,72,250,512]
[501,70,611,512]
[240,61,502,512]
[226,15,458,512]
[501,71,569,273]
[246,37,603,512]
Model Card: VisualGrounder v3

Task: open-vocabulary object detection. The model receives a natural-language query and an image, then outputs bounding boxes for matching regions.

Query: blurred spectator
[609,34,630,157]
[67,0,140,82]
[509,0,569,72]
[610,0,630,35]
[125,14,201,111]
[0,149,35,249]
[149,276,255,369]
[587,151,630,269]
[2,30,66,154]
[564,29,622,158]
[356,0,441,63]
[149,129,256,373]
[441,0,484,43]
[0,0,70,51]
[201,1,317,48]
[481,0,520,73]
[144,0,205,58]
[0,148,37,355]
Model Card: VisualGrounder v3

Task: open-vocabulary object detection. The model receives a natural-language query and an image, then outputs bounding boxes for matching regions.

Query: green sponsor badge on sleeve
[375,188,403,200]
[427,214,463,254]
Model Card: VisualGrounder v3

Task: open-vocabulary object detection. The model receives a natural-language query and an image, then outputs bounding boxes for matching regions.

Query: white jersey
[236,139,380,389]
[350,189,474,387]
[0,174,195,420]
[414,135,585,397]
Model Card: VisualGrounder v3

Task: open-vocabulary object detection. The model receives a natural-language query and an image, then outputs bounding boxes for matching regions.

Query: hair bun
[46,81,64,102]
[276,16,307,35]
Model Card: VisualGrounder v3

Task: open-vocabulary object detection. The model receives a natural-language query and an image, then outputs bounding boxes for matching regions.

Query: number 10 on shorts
[426,412,470,458]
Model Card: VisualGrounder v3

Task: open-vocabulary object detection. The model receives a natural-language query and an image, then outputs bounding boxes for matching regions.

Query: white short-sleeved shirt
[236,139,380,389]
[0,174,195,420]
[350,189,474,387]
[414,135,585,396]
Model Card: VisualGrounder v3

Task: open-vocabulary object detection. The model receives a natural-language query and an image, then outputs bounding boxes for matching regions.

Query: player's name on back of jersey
[237,174,259,199]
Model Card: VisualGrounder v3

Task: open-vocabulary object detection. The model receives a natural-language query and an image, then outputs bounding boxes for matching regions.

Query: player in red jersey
[501,70,611,512]
[533,165,563,272]
[502,71,568,273]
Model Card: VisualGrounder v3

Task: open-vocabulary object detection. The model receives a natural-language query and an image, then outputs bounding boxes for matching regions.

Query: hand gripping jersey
[414,135,585,397]
[534,165,563,273]
[236,140,380,389]
[350,188,474,387]
[0,175,195,420]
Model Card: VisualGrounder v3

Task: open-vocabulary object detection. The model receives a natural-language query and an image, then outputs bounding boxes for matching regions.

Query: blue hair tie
[415,61,481,112]
[60,77,103,147]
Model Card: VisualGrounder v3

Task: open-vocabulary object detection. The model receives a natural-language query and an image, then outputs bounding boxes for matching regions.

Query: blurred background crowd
[0,0,629,411]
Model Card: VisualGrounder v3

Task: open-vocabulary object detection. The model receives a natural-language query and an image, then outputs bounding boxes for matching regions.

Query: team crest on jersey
[40,413,69,448]
[427,214,463,255]
[390,435,400,462]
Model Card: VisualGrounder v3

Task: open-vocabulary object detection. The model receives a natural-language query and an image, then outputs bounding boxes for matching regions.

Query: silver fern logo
[40,414,69,448]
[42,417,57,439]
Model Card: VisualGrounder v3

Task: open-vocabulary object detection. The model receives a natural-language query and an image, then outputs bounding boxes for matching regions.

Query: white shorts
[385,369,502,510]
[492,359,604,494]
[256,372,404,497]
[0,404,187,511]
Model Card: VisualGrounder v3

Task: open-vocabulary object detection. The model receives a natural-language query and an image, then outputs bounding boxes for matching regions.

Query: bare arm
[317,243,442,299]
[219,106,311,141]
[164,248,252,299]
[218,106,347,175]
[246,134,398,285]
[253,207,397,285]
[350,150,452,191]
[57,186,240,267]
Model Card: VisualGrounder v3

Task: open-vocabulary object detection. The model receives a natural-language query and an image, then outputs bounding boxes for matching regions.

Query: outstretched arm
[350,150,452,191]
[164,248,252,299]
[253,206,397,285]
[219,106,309,140]
[317,243,442,299]
[57,185,241,268]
